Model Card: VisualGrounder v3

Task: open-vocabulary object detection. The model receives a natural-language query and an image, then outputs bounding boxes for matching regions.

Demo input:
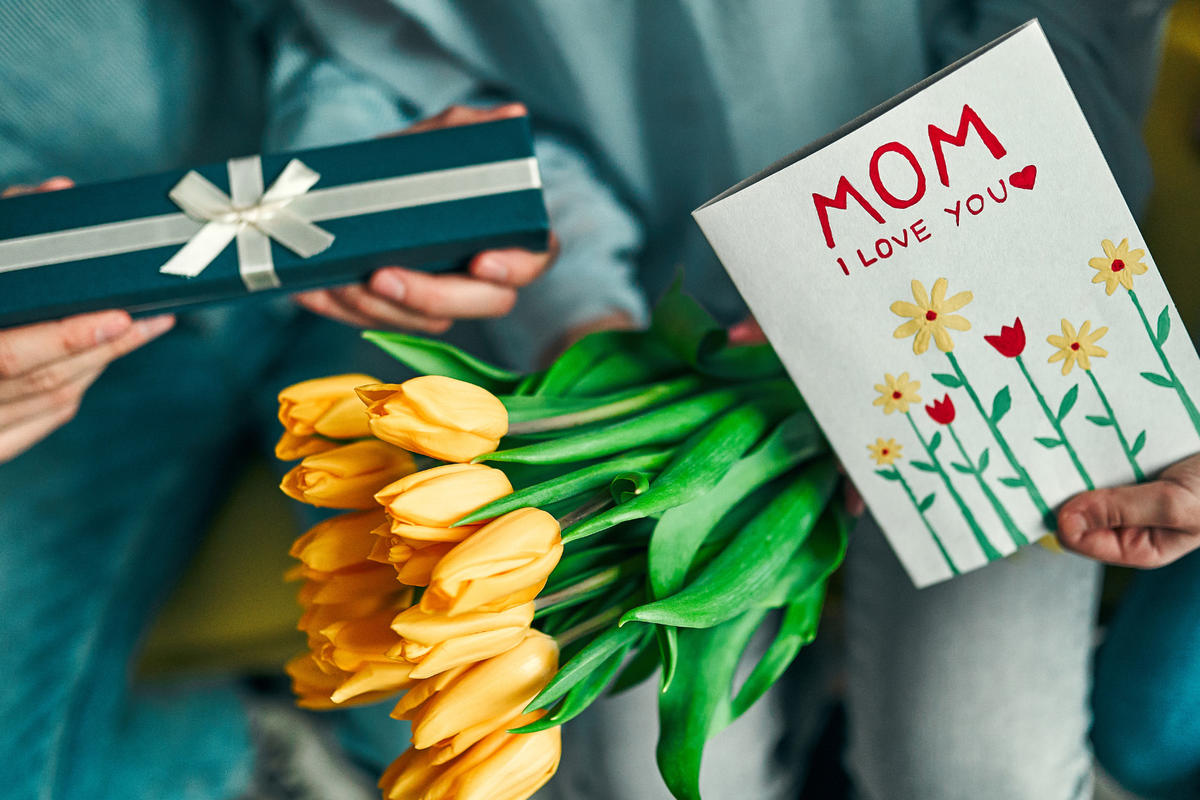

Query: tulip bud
[282,440,416,509]
[422,508,563,616]
[275,431,339,461]
[279,373,379,438]
[289,510,386,572]
[393,630,559,760]
[389,601,535,678]
[358,376,508,463]
[286,652,408,709]
[375,463,512,528]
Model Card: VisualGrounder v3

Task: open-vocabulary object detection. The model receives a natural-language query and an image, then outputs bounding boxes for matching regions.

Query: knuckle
[26,363,69,394]
[1157,484,1195,528]
[0,340,20,379]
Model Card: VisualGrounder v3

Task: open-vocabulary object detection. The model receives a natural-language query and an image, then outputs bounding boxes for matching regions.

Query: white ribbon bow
[160,156,336,291]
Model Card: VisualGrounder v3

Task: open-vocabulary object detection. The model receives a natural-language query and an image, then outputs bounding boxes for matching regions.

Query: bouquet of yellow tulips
[275,283,846,800]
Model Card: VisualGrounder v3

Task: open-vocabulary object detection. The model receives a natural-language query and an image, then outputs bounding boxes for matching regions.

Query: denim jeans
[0,298,415,800]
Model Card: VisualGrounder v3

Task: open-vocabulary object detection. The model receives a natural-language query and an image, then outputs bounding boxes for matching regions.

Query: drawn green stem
[946,426,1027,547]
[1085,369,1145,481]
[947,351,1052,529]
[892,467,959,576]
[1129,289,1200,437]
[904,411,1000,560]
[1015,355,1094,490]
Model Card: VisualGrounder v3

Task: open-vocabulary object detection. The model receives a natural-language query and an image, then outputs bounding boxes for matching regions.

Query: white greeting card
[694,20,1200,587]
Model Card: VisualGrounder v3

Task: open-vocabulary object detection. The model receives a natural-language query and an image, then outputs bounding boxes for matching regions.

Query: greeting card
[694,20,1200,586]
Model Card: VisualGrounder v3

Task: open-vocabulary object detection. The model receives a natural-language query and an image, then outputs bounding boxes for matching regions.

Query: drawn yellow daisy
[890,278,973,354]
[1047,319,1109,375]
[872,372,922,415]
[1088,238,1148,295]
[867,437,903,466]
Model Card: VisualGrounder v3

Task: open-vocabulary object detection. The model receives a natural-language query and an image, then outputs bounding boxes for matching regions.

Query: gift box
[0,117,548,327]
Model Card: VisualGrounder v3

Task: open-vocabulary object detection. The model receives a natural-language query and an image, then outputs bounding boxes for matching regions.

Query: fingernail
[135,314,175,340]
[474,255,509,283]
[374,271,406,301]
[94,313,131,345]
[1059,512,1087,539]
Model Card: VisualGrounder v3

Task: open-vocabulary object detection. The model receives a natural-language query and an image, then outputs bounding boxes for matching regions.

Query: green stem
[893,468,959,575]
[1129,289,1200,437]
[554,605,624,649]
[535,566,623,614]
[1086,369,1145,481]
[947,426,1027,547]
[905,412,1000,560]
[947,351,1053,528]
[1016,356,1094,490]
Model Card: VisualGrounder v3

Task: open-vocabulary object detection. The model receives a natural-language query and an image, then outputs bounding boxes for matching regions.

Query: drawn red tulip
[925,394,956,425]
[983,317,1026,358]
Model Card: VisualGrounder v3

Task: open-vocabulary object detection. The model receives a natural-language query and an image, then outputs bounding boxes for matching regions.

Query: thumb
[1056,479,1200,565]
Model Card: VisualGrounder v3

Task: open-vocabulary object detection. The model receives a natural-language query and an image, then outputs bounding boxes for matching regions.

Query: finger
[0,314,172,403]
[2,184,33,198]
[1056,524,1197,569]
[469,234,559,288]
[293,289,452,334]
[0,397,81,463]
[728,317,766,345]
[1057,480,1200,567]
[0,310,136,378]
[0,367,102,433]
[398,103,528,136]
[328,286,453,334]
[369,268,517,319]
[2,177,74,197]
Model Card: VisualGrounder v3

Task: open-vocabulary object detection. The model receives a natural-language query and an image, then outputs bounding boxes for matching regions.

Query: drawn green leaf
[977,448,990,472]
[910,461,937,473]
[1141,372,1174,388]
[932,373,963,388]
[1156,306,1171,346]
[951,462,973,474]
[929,431,942,452]
[1131,430,1147,457]
[875,469,901,481]
[917,493,935,512]
[990,387,1011,424]
[1057,384,1079,422]
[1086,414,1115,427]
[1035,437,1063,448]
[998,476,1025,488]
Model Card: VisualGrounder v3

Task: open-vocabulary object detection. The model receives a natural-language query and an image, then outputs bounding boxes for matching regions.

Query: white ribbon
[0,157,542,293]
[161,156,334,291]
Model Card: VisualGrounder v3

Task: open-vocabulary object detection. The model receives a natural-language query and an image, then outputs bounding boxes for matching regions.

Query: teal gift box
[0,117,548,327]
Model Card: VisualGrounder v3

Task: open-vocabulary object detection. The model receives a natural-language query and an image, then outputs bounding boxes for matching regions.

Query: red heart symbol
[1010,164,1037,190]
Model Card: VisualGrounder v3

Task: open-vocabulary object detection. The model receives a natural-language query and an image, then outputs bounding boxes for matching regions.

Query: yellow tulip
[422,508,563,616]
[358,376,508,462]
[278,373,379,438]
[389,602,534,679]
[282,440,416,509]
[289,510,386,572]
[375,463,512,528]
[274,431,339,461]
[369,534,457,587]
[379,719,561,800]
[286,652,407,709]
[393,630,558,759]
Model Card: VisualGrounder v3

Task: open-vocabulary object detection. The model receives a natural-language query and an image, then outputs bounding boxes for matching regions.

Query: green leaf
[977,448,990,473]
[534,329,683,397]
[910,461,937,473]
[503,375,703,430]
[1141,371,1174,388]
[756,509,848,609]
[647,412,824,599]
[1086,414,1115,427]
[1057,385,1078,422]
[621,460,837,629]
[951,462,973,474]
[512,629,645,733]
[657,625,679,691]
[610,633,661,695]
[990,386,1012,424]
[917,493,935,512]
[361,330,520,393]
[730,582,826,720]
[1131,430,1147,457]
[1035,437,1063,448]
[611,471,651,504]
[656,608,768,800]
[932,373,963,388]
[563,400,784,542]
[480,387,746,466]
[929,431,942,452]
[1156,306,1171,346]
[999,476,1025,488]
[455,449,672,525]
[876,469,901,481]
[526,624,644,713]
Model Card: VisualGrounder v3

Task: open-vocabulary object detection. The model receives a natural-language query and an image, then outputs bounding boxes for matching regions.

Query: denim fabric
[1092,552,1200,799]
